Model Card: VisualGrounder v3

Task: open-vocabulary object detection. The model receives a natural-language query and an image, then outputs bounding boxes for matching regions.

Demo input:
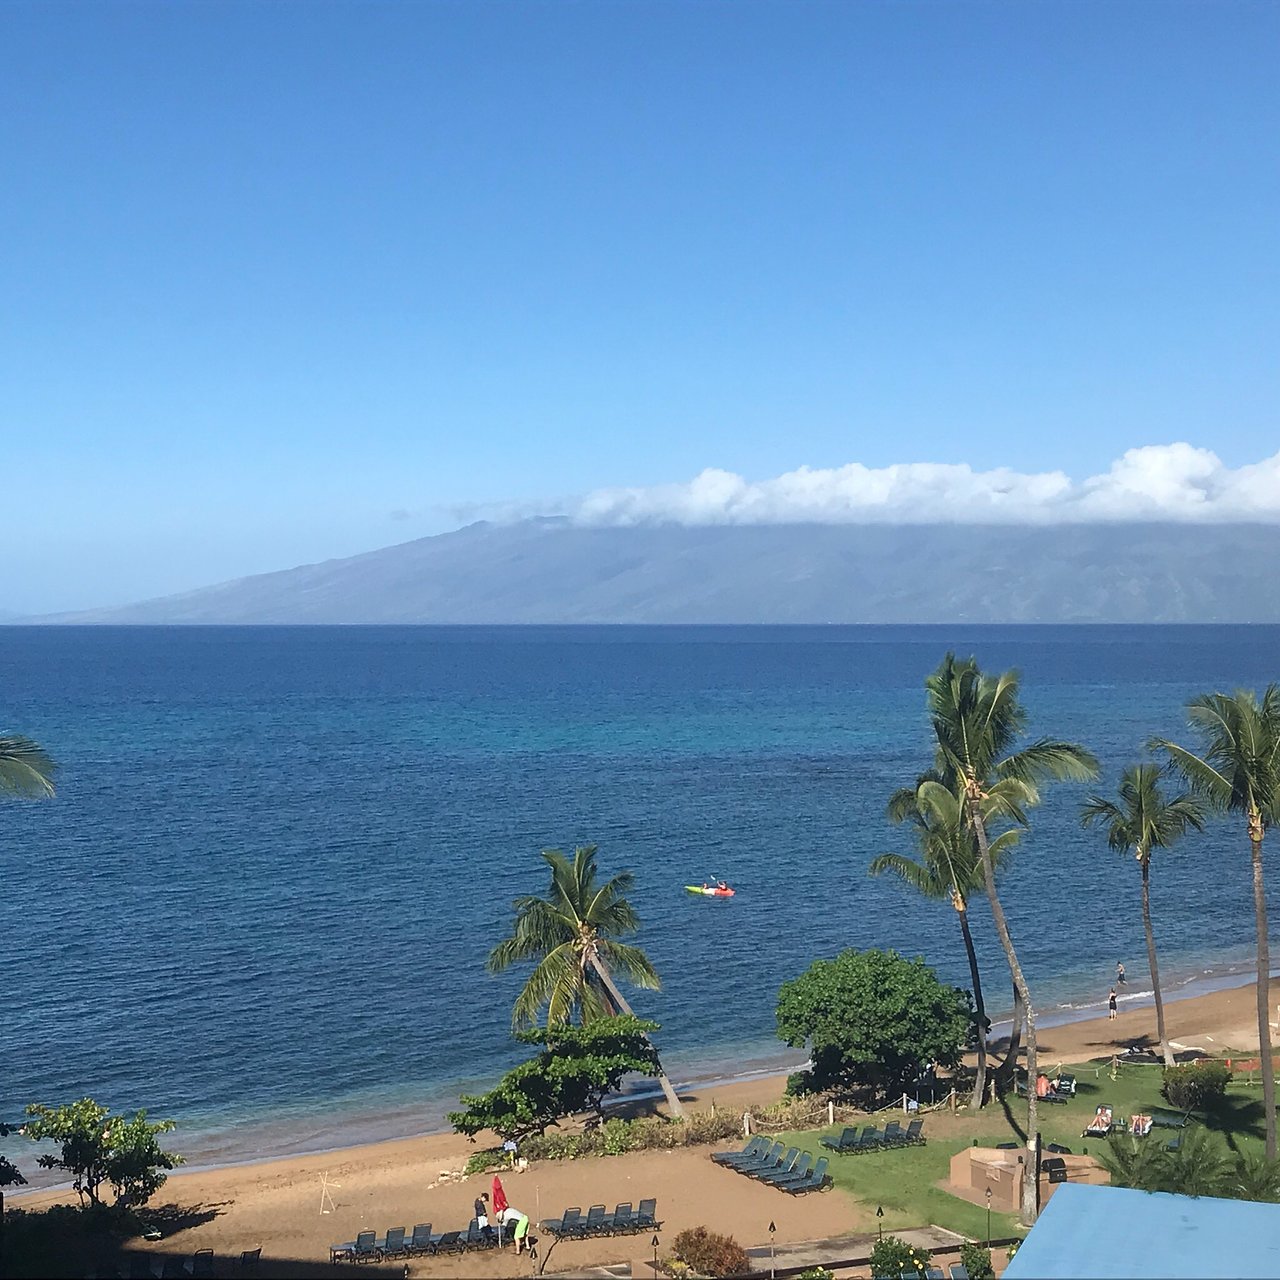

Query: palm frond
[0,736,56,799]
[999,739,1100,786]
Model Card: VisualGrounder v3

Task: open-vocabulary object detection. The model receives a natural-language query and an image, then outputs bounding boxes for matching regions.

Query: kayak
[685,885,735,897]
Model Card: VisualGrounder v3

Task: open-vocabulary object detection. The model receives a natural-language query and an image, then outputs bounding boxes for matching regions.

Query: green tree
[23,1098,182,1209]
[1153,688,1280,1160]
[1232,1149,1280,1203]
[487,844,684,1119]
[1081,765,1204,1068]
[924,654,1098,1224]
[874,779,1020,1110]
[776,948,973,1098]
[0,734,56,798]
[448,1014,662,1141]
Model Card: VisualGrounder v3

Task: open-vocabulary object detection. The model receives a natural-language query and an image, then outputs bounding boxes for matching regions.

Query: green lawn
[769,1060,1270,1240]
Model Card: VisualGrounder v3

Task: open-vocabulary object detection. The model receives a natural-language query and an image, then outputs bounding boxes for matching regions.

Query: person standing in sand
[1109,987,1118,1019]
[1117,961,1126,985]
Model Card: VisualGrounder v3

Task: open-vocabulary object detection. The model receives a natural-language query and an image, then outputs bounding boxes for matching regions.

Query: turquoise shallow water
[3,624,1278,1179]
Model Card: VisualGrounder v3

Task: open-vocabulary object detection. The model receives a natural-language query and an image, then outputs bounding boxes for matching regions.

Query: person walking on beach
[1109,987,1118,1019]
[1116,961,1126,985]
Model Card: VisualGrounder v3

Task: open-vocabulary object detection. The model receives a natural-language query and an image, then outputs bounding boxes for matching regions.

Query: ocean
[3,624,1278,1181]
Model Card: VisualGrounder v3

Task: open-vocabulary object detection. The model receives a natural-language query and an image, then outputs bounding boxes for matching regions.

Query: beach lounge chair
[1084,1105,1113,1138]
[950,1265,972,1280]
[902,1118,924,1145]
[636,1198,662,1230]
[184,1251,215,1279]
[609,1203,636,1233]
[740,1140,785,1175]
[780,1155,829,1194]
[713,1135,769,1166]
[1166,1132,1184,1153]
[760,1152,812,1187]
[405,1225,433,1255]
[882,1121,905,1146]
[330,1230,380,1265]
[1131,1114,1153,1138]
[579,1205,609,1236]
[926,1268,946,1279]
[820,1126,860,1153]
[540,1208,575,1237]
[1045,1142,1072,1155]
[235,1247,262,1271]
[461,1220,490,1250]
[855,1126,883,1151]
[431,1230,463,1255]
[1151,1107,1192,1129]
[1056,1073,1077,1095]
[376,1228,407,1259]
[752,1146,800,1181]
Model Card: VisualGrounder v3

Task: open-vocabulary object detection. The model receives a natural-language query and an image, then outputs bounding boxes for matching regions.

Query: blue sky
[4,1,1277,612]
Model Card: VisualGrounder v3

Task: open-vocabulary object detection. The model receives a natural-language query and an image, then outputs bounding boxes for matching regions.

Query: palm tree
[1080,765,1204,1068]
[487,844,685,1119]
[924,654,1099,1224]
[873,779,1020,1109]
[0,735,56,798]
[1153,688,1280,1161]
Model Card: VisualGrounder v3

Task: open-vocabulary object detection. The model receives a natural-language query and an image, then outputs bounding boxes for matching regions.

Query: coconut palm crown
[0,736,56,799]
[487,844,661,1030]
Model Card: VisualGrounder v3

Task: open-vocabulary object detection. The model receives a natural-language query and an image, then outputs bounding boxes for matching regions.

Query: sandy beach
[12,976,1276,1276]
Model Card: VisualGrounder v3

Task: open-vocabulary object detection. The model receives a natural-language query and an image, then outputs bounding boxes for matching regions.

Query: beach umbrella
[492,1174,508,1216]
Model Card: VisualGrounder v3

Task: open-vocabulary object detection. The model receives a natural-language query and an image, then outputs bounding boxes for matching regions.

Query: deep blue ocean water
[4,624,1279,1179]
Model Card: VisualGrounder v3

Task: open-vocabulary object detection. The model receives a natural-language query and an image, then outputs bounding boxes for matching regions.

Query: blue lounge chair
[926,1269,946,1279]
[820,1126,860,1153]
[751,1146,799,1180]
[903,1118,925,1144]
[431,1230,463,1255]
[780,1155,829,1194]
[761,1152,812,1187]
[636,1198,662,1230]
[542,1207,580,1237]
[949,1265,971,1280]
[330,1230,380,1264]
[578,1204,609,1236]
[184,1251,215,1279]
[881,1121,905,1146]
[376,1228,407,1259]
[856,1126,884,1151]
[609,1202,636,1233]
[738,1140,785,1175]
[713,1135,769,1166]
[406,1224,433,1255]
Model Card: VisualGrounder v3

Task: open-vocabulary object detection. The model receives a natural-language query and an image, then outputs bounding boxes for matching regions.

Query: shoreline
[12,966,1277,1202]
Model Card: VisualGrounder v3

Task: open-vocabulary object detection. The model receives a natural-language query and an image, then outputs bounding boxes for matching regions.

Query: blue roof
[1003,1183,1280,1279]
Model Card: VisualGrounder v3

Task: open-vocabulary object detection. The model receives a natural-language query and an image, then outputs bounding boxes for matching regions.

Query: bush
[869,1235,931,1279]
[1162,1061,1232,1111]
[672,1226,752,1277]
[795,1269,835,1280]
[681,1109,744,1144]
[959,1241,995,1280]
[600,1118,636,1156]
[463,1149,509,1176]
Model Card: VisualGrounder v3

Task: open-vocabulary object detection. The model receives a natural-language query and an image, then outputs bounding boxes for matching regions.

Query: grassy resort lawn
[772,1059,1270,1241]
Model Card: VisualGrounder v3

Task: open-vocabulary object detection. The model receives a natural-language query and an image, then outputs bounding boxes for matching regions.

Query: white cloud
[447,444,1280,528]
[555,444,1280,526]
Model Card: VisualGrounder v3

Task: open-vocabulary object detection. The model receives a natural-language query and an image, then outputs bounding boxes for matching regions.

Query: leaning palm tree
[0,735,56,798]
[873,779,1020,1109]
[924,654,1099,1224]
[1153,688,1280,1160]
[1080,765,1204,1068]
[487,844,685,1119]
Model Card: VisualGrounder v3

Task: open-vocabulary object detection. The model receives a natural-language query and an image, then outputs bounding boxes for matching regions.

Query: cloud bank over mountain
[461,444,1280,528]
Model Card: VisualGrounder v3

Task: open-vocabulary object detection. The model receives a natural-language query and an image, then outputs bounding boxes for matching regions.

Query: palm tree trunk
[995,982,1024,1091]
[1141,857,1174,1070]
[966,785,1039,1225]
[956,901,988,1109]
[588,956,687,1121]
[1249,818,1276,1161]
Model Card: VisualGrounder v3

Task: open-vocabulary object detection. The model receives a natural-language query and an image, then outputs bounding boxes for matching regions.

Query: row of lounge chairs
[541,1199,660,1239]
[710,1138,830,1194]
[331,1217,519,1264]
[820,1119,925,1154]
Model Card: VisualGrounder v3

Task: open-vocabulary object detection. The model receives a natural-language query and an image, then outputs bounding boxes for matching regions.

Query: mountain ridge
[24,520,1280,624]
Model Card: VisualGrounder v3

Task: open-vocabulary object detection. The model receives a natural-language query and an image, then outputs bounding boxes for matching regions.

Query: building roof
[1003,1183,1280,1279]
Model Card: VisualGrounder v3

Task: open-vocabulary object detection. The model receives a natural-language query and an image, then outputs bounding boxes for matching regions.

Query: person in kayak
[716,880,728,892]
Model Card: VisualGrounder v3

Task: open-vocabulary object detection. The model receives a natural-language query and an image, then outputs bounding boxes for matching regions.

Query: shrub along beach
[7,654,1280,1276]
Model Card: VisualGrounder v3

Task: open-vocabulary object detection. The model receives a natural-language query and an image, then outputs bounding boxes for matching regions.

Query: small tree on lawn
[776,948,972,1099]
[448,1014,662,1142]
[23,1098,182,1210]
